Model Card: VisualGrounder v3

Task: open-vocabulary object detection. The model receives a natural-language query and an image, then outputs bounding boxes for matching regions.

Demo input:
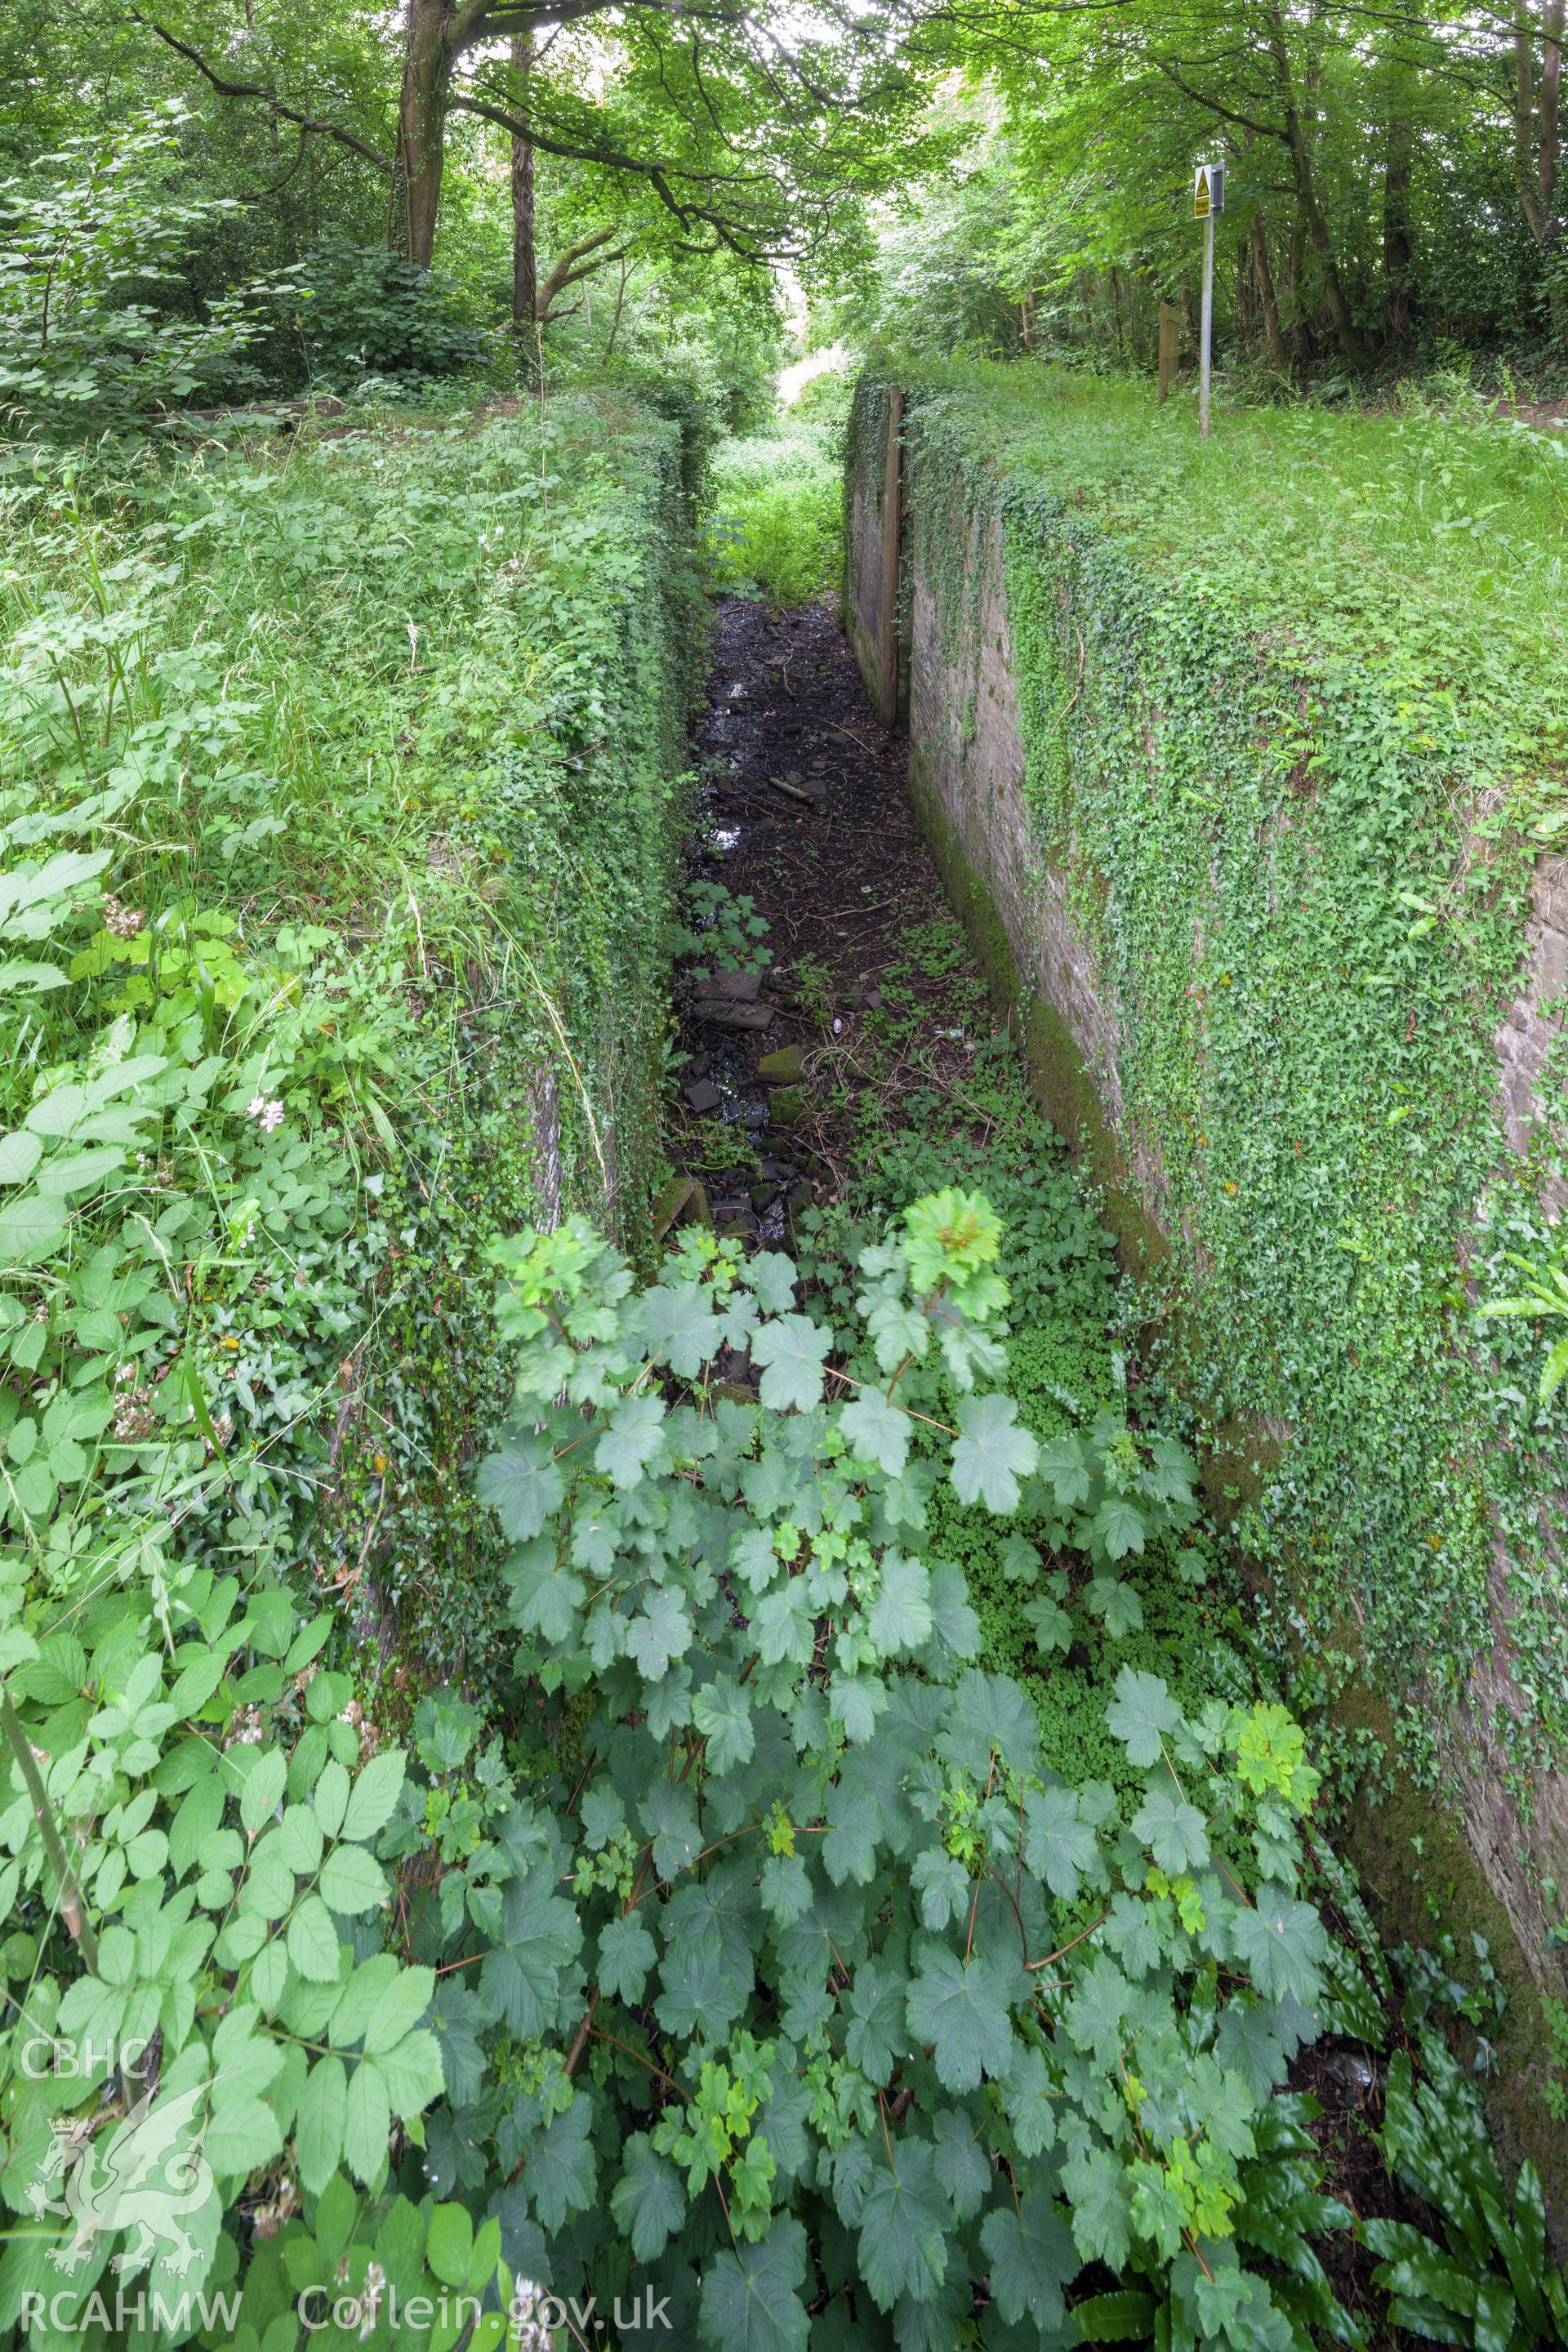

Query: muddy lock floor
[662,594,978,1241]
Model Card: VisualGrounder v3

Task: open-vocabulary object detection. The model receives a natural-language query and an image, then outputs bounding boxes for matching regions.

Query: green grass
[903,361,1568,802]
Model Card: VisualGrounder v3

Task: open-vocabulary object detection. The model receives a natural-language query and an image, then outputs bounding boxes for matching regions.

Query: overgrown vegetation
[705,410,847,609]
[2,0,1567,2315]
[0,389,697,2338]
[855,363,1568,1793]
[840,361,1568,2239]
[838,29,1566,380]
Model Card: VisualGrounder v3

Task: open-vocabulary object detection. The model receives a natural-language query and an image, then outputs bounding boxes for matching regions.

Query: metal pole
[1213,209,1222,439]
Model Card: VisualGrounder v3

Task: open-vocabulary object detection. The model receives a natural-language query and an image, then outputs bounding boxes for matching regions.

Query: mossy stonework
[334,395,700,1700]
[844,373,1568,2130]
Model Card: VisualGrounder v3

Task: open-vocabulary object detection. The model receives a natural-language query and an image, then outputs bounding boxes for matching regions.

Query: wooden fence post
[877,385,903,728]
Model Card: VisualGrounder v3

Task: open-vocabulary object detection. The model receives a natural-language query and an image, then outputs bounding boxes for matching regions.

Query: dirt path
[664,594,983,1238]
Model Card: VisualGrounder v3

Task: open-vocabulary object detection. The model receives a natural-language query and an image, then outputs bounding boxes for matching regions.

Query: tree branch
[1153,56,1288,144]
[445,91,784,256]
[134,15,396,175]
[235,118,313,204]
[537,225,625,316]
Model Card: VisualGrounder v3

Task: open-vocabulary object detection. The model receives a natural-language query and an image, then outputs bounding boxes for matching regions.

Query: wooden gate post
[877,385,903,728]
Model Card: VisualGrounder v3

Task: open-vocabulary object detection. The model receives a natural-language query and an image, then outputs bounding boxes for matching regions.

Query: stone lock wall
[844,376,1568,2199]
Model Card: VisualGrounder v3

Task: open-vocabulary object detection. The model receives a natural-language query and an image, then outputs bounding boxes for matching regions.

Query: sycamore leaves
[693,1673,756,1773]
[906,1945,1013,2091]
[1107,1666,1183,1767]
[750,1312,832,1412]
[474,1430,563,1541]
[1023,1782,1098,1900]
[449,1203,1373,2346]
[839,1385,910,1477]
[982,2195,1076,2332]
[901,1187,1005,1303]
[1024,1417,1204,1638]
[479,1873,581,2036]
[1229,1891,1327,2005]
[699,2219,811,2352]
[857,2142,954,2311]
[474,1200,1027,1717]
[951,1392,1039,1512]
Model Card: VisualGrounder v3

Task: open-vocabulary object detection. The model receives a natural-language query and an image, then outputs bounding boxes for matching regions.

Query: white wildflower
[510,2280,555,2350]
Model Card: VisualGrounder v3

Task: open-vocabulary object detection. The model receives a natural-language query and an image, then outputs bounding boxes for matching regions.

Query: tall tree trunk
[1250,212,1291,372]
[1383,113,1414,349]
[1265,5,1368,367]
[1548,0,1566,221]
[510,31,537,331]
[605,258,629,357]
[1514,0,1565,319]
[1180,278,1199,347]
[399,0,449,267]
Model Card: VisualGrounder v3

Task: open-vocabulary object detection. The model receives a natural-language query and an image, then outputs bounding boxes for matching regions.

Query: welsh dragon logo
[25,2083,214,2277]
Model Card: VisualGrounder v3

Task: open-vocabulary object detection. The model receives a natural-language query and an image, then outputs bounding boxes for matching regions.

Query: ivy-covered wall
[844,372,1568,2015]
[0,388,698,1731]
[350,395,700,1698]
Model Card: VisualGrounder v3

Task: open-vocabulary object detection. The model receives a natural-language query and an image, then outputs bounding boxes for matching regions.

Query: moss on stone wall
[846,363,1568,2184]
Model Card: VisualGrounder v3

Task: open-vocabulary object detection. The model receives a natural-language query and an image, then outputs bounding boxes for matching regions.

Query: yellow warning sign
[1193,161,1224,219]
